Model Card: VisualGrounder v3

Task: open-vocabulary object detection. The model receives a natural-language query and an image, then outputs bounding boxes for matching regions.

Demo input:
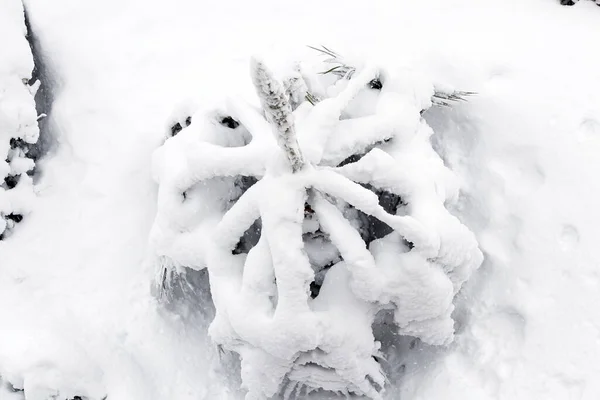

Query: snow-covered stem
[251,57,305,172]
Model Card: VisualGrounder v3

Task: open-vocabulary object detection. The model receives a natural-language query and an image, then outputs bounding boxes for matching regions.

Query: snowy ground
[1,0,600,399]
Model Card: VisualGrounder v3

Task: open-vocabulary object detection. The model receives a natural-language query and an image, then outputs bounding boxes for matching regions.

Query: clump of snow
[0,0,40,239]
[149,52,482,398]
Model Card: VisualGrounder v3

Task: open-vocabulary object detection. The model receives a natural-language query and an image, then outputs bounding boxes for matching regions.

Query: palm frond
[431,90,476,107]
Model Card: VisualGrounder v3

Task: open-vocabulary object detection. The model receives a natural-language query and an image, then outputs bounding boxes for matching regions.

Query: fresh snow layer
[1,0,600,399]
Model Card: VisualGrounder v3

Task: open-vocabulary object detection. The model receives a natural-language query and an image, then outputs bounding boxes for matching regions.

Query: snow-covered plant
[149,52,483,399]
[0,16,40,240]
[307,45,474,111]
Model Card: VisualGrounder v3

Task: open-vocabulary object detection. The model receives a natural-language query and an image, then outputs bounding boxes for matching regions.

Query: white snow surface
[1,0,600,399]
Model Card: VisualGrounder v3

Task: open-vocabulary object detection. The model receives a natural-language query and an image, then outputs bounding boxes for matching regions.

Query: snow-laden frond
[307,45,476,111]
